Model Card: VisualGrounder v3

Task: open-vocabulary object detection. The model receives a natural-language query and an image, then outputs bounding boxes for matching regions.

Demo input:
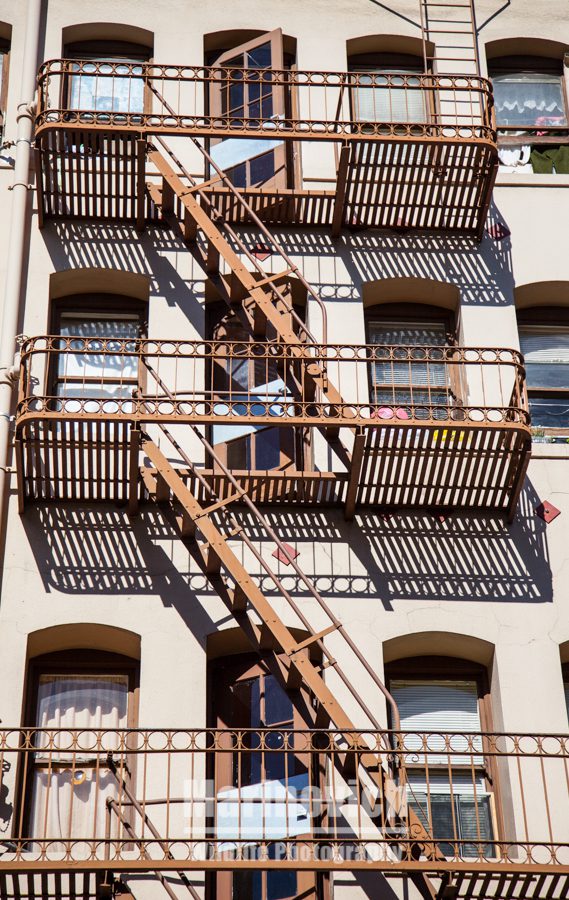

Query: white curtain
[492,72,566,127]
[29,675,128,848]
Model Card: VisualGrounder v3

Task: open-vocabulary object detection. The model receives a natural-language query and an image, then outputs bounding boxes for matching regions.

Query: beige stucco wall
[0,0,569,896]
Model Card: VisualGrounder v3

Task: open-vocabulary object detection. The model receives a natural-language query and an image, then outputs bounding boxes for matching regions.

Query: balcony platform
[15,338,530,517]
[34,62,498,237]
[15,421,530,518]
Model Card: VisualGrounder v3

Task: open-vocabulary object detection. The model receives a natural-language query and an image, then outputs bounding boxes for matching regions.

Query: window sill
[495,172,569,187]
[531,441,569,459]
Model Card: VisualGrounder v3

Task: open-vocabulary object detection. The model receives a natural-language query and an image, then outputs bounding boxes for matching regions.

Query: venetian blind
[368,320,448,389]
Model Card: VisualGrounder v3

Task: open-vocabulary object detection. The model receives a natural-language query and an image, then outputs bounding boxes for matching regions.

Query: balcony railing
[14,337,531,514]
[0,727,567,886]
[17,337,528,429]
[34,60,498,234]
[36,60,495,143]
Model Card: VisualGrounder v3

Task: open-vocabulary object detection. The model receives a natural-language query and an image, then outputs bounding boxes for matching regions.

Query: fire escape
[2,4,557,900]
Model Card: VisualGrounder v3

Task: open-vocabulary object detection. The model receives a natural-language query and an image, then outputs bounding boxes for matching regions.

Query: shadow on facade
[21,476,550,607]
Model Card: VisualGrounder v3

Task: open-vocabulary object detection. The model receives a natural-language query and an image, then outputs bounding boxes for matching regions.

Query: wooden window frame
[207,29,298,191]
[62,39,154,117]
[17,649,139,843]
[517,306,569,434]
[386,656,504,854]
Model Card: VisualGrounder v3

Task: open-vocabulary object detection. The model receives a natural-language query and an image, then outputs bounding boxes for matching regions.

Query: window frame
[347,52,434,129]
[17,649,139,845]
[517,306,569,434]
[364,303,462,414]
[562,662,569,725]
[205,297,310,473]
[489,54,569,144]
[386,656,503,857]
[207,29,298,191]
[48,294,147,404]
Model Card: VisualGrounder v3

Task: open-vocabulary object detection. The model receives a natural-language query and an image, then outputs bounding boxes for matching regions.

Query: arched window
[208,653,323,899]
[517,307,569,433]
[386,656,496,858]
[205,29,297,190]
[22,649,139,846]
[63,33,153,117]
[365,302,457,419]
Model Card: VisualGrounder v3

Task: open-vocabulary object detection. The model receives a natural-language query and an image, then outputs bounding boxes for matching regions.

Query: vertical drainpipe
[0,0,43,533]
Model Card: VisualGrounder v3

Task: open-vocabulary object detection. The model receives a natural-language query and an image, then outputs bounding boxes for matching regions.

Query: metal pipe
[0,0,43,534]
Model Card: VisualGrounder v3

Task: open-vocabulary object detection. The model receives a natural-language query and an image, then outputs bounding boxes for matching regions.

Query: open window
[517,308,569,434]
[488,53,569,174]
[63,38,152,118]
[348,51,429,126]
[50,294,145,414]
[206,292,308,472]
[21,650,138,849]
[365,303,458,420]
[387,657,497,860]
[208,654,322,900]
[208,29,293,190]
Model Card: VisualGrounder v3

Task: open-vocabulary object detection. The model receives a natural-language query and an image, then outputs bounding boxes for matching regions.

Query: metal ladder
[420,0,480,75]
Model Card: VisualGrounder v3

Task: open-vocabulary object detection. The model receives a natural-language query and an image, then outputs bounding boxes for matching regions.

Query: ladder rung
[289,623,340,655]
[255,268,295,288]
[196,490,245,519]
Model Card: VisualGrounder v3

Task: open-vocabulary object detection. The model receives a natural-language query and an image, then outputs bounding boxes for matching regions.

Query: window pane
[368,320,448,411]
[492,72,567,127]
[264,674,293,726]
[254,427,281,470]
[528,396,569,429]
[391,679,483,764]
[57,315,139,398]
[247,43,272,69]
[70,59,144,114]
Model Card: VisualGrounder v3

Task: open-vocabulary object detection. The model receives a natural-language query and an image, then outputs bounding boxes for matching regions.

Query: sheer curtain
[29,674,128,848]
[492,72,566,127]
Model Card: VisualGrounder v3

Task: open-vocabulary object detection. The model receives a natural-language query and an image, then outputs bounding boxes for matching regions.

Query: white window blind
[351,67,427,124]
[391,679,482,733]
[391,679,483,764]
[368,320,448,392]
[519,326,569,364]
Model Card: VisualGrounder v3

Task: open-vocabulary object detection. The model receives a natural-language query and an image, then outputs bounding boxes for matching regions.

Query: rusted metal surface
[15,337,531,513]
[0,727,567,891]
[34,60,497,235]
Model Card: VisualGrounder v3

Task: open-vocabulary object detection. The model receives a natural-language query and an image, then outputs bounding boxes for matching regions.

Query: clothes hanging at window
[530,145,569,174]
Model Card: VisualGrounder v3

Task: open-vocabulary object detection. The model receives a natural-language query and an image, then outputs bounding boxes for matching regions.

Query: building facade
[0,0,568,898]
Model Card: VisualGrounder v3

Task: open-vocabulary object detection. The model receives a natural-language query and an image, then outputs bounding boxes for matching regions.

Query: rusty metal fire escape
[2,4,544,899]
